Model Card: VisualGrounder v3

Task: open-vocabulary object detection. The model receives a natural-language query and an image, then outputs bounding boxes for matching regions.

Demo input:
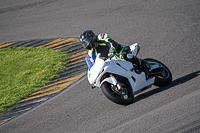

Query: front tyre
[144,58,172,87]
[101,82,134,105]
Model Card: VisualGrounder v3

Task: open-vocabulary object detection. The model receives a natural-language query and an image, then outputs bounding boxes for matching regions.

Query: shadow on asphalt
[134,70,200,102]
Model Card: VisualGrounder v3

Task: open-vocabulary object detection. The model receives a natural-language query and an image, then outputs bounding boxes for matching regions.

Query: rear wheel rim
[158,66,170,79]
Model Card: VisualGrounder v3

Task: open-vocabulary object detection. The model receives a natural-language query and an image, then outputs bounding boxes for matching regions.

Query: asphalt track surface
[0,0,200,133]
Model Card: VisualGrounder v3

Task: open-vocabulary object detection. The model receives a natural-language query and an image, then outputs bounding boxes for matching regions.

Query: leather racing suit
[88,33,143,67]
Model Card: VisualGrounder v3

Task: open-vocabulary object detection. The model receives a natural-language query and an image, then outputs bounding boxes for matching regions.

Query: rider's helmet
[80,30,96,49]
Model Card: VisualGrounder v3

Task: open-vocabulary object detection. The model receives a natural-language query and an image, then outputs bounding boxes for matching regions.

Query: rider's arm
[97,33,121,59]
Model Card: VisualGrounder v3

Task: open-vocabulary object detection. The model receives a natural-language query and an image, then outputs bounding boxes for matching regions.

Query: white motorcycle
[85,43,172,105]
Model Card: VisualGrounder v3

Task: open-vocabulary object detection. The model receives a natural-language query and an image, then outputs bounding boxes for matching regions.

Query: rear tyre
[101,82,134,105]
[144,58,172,87]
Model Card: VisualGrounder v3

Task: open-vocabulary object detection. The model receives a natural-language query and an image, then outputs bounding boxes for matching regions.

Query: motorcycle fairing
[95,59,155,93]
[128,73,155,93]
[87,55,105,84]
[85,54,96,71]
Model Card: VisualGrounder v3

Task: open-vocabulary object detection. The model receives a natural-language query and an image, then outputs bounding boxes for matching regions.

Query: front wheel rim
[109,84,132,100]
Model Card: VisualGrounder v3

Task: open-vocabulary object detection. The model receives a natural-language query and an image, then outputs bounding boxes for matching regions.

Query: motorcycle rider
[80,30,150,71]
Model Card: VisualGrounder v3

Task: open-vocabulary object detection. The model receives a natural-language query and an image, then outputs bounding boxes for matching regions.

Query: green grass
[0,47,67,113]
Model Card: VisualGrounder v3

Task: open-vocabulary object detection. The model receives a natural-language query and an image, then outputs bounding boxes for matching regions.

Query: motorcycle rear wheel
[101,82,134,105]
[144,58,172,87]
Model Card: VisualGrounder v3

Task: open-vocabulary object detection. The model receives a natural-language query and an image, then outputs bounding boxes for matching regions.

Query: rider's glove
[119,46,131,60]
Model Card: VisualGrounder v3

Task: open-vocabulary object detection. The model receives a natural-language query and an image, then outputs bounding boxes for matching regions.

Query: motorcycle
[85,43,172,105]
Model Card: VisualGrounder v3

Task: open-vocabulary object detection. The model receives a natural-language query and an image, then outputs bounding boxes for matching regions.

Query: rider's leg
[122,53,150,71]
[119,46,150,71]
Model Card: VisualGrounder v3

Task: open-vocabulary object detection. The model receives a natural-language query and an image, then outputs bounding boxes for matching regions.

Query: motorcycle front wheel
[101,82,134,105]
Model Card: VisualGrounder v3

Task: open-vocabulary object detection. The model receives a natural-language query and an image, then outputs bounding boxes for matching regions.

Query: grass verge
[0,47,67,113]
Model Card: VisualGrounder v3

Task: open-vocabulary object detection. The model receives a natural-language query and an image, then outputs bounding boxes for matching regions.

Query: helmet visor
[81,37,91,48]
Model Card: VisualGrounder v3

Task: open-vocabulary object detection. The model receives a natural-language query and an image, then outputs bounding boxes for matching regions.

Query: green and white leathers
[88,33,127,60]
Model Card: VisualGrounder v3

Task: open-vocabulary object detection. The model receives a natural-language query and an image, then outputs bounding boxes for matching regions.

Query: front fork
[100,75,128,95]
[100,75,121,89]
